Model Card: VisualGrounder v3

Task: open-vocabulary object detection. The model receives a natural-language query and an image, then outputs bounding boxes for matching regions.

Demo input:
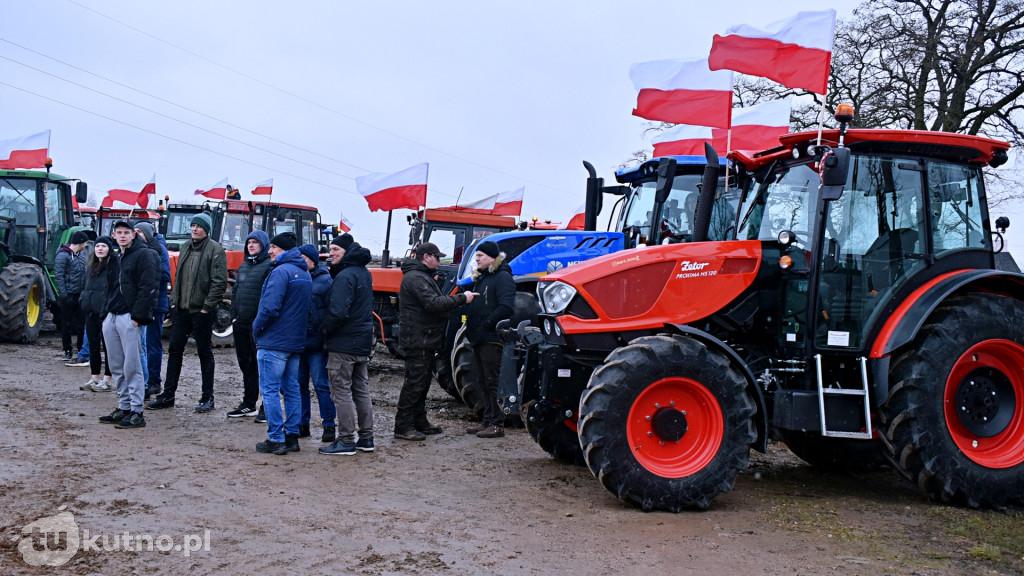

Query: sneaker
[61,350,73,362]
[146,396,175,410]
[355,438,375,452]
[256,440,287,454]
[394,429,426,441]
[80,380,98,391]
[298,425,311,438]
[254,405,266,423]
[321,426,336,443]
[194,398,215,413]
[227,404,258,418]
[319,440,356,455]
[114,411,146,429]
[99,408,129,424]
[416,422,443,435]
[89,380,113,393]
[476,425,505,439]
[465,424,488,434]
[145,381,161,400]
[66,358,90,367]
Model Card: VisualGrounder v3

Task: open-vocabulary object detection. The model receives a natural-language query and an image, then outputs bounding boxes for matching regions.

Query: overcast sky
[4,0,1022,261]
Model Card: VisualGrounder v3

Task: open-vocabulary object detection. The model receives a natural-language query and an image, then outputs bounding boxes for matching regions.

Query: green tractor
[0,168,90,343]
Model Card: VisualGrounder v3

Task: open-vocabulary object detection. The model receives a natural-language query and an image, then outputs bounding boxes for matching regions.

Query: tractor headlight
[538,281,577,315]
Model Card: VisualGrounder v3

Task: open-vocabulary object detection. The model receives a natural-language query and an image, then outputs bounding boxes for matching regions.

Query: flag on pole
[438,193,498,214]
[251,179,273,196]
[0,130,50,170]
[652,125,716,158]
[356,163,428,212]
[493,186,525,216]
[561,203,586,230]
[338,215,352,233]
[715,98,791,151]
[630,59,733,128]
[195,178,229,200]
[102,174,156,208]
[709,10,835,94]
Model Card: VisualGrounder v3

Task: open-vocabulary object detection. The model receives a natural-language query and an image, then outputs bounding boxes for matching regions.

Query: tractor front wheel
[0,263,46,343]
[451,324,484,416]
[522,399,585,465]
[881,293,1024,508]
[210,299,234,348]
[578,335,755,511]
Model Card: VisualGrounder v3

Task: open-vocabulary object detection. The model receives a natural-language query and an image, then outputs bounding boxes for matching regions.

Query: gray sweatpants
[328,352,373,444]
[103,313,145,412]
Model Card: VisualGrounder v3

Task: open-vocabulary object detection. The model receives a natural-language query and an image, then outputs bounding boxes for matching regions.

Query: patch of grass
[966,544,1002,562]
[929,506,1024,568]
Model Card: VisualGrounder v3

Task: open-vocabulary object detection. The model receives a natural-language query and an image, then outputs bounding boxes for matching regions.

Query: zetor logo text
[676,260,716,280]
[18,506,211,567]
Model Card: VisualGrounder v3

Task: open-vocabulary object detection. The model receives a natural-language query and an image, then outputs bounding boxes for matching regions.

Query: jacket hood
[246,230,270,261]
[311,262,330,278]
[272,246,307,270]
[471,252,509,281]
[339,242,372,268]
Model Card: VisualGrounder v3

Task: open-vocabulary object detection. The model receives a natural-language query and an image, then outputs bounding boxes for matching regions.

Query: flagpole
[381,210,393,268]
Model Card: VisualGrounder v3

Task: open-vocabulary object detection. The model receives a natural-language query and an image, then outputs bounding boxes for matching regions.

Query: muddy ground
[0,332,1022,575]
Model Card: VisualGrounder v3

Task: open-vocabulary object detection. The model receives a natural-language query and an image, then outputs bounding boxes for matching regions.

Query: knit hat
[270,231,298,251]
[94,235,114,249]
[414,242,445,258]
[133,221,156,240]
[476,240,500,258]
[298,243,320,263]
[191,213,213,234]
[331,233,354,251]
[70,230,89,245]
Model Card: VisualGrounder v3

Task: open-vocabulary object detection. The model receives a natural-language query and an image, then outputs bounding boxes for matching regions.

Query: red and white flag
[338,215,352,233]
[493,186,525,216]
[195,177,229,200]
[714,99,791,151]
[709,10,835,94]
[251,178,273,196]
[630,58,733,128]
[0,130,50,170]
[356,163,428,212]
[652,125,716,158]
[561,203,586,231]
[439,193,498,214]
[102,174,156,208]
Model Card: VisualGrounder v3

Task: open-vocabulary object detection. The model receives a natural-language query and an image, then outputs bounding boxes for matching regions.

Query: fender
[871,269,1024,359]
[663,323,768,453]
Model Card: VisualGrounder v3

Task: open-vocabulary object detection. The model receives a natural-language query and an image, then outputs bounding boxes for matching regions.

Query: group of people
[64,213,517,454]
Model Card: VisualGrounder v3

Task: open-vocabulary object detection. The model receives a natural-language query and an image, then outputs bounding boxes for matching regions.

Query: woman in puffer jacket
[77,236,117,392]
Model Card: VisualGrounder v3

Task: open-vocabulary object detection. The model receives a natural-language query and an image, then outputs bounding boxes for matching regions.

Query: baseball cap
[414,242,445,258]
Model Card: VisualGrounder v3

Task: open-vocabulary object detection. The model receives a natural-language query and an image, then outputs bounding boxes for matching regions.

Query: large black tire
[451,324,484,416]
[0,263,46,343]
[578,335,756,511]
[210,299,234,348]
[779,431,888,471]
[880,293,1024,508]
[522,399,585,465]
[435,350,459,399]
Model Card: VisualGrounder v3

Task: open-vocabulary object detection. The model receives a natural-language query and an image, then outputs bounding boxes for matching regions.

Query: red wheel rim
[626,377,723,478]
[944,339,1024,468]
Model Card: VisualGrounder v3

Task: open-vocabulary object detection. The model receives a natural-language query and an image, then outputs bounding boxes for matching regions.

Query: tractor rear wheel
[521,399,585,465]
[451,324,484,416]
[779,431,887,471]
[578,335,755,511]
[0,263,46,343]
[211,299,234,348]
[880,293,1024,508]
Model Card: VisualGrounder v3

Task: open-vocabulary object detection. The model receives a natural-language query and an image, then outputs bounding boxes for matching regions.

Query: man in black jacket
[227,230,272,418]
[319,234,375,455]
[463,241,516,439]
[392,242,476,441]
[99,221,158,429]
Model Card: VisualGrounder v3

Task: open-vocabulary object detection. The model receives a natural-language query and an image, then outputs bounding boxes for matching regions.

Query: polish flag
[195,177,229,200]
[440,194,498,214]
[709,10,835,94]
[356,163,428,212]
[0,130,50,170]
[712,99,791,151]
[652,125,716,158]
[630,58,733,128]
[251,179,273,196]
[102,175,156,208]
[560,203,586,231]
[493,186,525,216]
[338,216,352,233]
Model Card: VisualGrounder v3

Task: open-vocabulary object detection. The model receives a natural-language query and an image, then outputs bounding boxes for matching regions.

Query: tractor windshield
[0,177,41,258]
[738,162,819,249]
[165,209,201,240]
[624,174,737,242]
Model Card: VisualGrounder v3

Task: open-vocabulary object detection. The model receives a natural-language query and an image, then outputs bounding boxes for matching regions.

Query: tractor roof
[615,155,726,185]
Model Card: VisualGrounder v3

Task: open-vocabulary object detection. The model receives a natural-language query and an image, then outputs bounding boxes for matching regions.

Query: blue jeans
[299,350,336,427]
[78,333,90,360]
[257,349,301,443]
[146,312,165,384]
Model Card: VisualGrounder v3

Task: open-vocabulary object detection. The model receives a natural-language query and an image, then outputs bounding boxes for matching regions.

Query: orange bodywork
[369,266,404,294]
[543,241,762,335]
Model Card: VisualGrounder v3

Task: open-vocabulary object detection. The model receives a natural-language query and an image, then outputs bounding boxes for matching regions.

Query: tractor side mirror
[820,147,850,188]
[655,157,677,205]
[75,182,88,204]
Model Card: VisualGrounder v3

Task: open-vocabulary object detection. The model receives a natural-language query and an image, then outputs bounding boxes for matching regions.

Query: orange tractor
[517,109,1023,511]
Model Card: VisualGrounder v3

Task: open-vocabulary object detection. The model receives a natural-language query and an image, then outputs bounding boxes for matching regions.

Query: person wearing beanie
[226,230,272,419]
[252,232,312,455]
[463,240,515,439]
[294,244,337,441]
[77,236,117,392]
[319,235,375,454]
[147,210,227,414]
[133,220,172,400]
[56,229,90,362]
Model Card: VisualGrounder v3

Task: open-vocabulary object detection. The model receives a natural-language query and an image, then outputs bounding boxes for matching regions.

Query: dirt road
[1,334,1021,575]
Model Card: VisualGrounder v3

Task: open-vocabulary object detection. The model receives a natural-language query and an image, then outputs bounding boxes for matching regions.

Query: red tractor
[519,109,1023,511]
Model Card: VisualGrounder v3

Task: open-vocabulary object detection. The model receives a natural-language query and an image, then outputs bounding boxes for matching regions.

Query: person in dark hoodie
[393,242,476,441]
[252,232,312,455]
[462,240,516,439]
[226,230,272,419]
[318,233,375,455]
[98,221,158,430]
[56,229,90,362]
[78,235,116,392]
[296,243,337,441]
[133,221,171,399]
